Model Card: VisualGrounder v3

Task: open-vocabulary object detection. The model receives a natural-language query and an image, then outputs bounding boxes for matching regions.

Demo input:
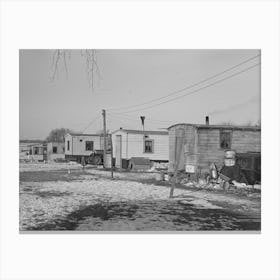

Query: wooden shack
[168,122,261,182]
[47,142,65,161]
[20,142,47,162]
[111,128,169,169]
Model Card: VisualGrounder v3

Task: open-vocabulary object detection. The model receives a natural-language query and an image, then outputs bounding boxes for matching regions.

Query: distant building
[19,142,47,161]
[47,142,65,161]
[168,118,261,183]
[111,128,169,168]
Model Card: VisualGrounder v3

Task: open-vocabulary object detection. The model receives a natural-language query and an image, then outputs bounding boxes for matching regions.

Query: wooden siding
[112,130,169,161]
[65,134,103,156]
[47,142,65,160]
[168,124,261,173]
[169,124,197,171]
[197,128,261,172]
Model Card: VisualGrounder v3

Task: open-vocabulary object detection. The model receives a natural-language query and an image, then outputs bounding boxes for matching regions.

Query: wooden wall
[168,124,261,173]
[65,135,102,156]
[112,131,169,161]
[169,124,197,172]
[197,128,261,172]
[47,142,65,160]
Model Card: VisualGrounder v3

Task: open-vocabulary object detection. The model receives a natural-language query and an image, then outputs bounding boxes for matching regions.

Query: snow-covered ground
[19,161,82,172]
[19,162,261,231]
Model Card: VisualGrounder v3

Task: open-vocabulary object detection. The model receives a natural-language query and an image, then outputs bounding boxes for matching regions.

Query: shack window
[144,140,154,153]
[220,131,232,149]
[52,146,57,154]
[85,141,94,151]
[67,141,70,151]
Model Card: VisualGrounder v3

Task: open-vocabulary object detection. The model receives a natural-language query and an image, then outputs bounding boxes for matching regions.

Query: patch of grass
[20,170,84,182]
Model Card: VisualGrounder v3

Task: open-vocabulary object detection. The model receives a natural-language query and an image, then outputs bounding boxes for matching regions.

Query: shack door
[115,135,122,168]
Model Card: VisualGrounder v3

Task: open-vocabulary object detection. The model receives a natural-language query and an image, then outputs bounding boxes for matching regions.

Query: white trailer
[64,133,110,164]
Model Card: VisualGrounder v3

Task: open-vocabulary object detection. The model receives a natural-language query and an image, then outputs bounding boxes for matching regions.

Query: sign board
[185,164,196,173]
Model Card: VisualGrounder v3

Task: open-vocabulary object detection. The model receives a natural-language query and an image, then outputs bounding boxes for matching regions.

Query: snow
[19,162,261,231]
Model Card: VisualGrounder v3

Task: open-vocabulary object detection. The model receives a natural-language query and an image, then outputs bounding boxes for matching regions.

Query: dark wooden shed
[168,123,261,183]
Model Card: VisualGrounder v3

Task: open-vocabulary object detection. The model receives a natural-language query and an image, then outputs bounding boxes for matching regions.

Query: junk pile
[219,150,248,190]
[174,150,261,193]
[205,150,261,192]
[154,150,260,197]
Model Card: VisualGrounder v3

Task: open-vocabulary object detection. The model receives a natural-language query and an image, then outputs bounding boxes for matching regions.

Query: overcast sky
[19,49,260,140]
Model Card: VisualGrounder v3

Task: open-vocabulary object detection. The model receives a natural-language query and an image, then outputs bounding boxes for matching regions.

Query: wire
[107,54,260,111]
[107,111,172,124]
[82,114,100,133]
[114,63,260,114]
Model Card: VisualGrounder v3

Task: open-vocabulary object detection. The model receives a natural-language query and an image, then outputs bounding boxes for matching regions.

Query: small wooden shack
[47,142,65,161]
[19,142,47,161]
[168,122,261,182]
[111,128,169,168]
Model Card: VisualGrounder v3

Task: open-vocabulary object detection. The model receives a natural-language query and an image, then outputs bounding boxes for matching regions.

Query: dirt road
[19,163,261,231]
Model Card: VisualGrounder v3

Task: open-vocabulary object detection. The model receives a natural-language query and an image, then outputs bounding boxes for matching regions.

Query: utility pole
[102,109,107,168]
[110,134,114,179]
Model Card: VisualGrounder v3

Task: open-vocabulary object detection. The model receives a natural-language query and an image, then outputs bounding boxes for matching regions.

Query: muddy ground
[19,162,261,231]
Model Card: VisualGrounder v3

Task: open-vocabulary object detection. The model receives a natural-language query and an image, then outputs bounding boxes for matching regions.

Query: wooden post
[102,109,107,168]
[110,134,114,179]
[169,129,185,198]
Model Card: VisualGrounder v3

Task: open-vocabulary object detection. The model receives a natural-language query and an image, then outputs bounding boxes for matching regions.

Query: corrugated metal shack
[168,120,261,183]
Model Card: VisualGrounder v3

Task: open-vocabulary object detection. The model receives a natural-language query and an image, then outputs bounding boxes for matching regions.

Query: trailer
[64,133,111,165]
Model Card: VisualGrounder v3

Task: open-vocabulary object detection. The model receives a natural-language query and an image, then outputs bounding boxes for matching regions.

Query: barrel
[104,154,112,168]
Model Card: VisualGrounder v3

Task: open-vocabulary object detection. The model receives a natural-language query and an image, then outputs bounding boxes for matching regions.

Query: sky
[19,49,261,140]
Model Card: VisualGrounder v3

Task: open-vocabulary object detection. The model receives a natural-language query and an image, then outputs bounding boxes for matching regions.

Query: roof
[168,123,261,131]
[22,143,46,147]
[65,133,104,137]
[112,129,168,135]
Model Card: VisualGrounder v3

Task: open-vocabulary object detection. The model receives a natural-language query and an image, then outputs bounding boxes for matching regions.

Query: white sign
[185,165,196,173]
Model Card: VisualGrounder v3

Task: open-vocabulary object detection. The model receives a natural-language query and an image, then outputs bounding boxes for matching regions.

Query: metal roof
[167,123,261,131]
[65,133,104,137]
[111,129,168,135]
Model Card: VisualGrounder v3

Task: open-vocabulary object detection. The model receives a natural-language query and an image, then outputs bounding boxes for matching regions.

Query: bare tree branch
[50,49,100,93]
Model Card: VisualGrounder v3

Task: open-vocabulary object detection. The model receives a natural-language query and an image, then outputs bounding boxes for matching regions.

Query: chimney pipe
[140,116,145,131]
[205,116,209,125]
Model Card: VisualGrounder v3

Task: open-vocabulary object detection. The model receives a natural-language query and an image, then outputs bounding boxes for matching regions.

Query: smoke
[208,95,259,116]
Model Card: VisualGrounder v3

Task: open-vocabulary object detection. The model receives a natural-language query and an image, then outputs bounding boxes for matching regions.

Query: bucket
[225,150,236,159]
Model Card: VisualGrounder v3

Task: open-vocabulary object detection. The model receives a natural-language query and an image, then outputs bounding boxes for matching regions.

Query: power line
[106,114,170,132]
[115,63,260,114]
[107,111,172,124]
[107,53,260,111]
[82,114,100,133]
